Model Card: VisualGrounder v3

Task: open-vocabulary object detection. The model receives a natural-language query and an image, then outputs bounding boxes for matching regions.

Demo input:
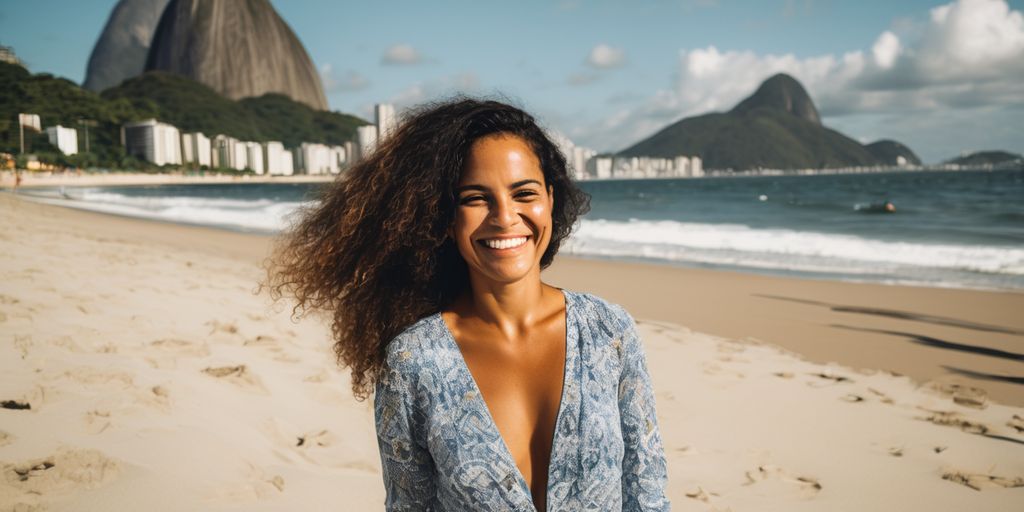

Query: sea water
[23,169,1024,290]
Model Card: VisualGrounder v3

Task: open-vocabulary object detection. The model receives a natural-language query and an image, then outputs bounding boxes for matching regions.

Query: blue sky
[2,0,1022,162]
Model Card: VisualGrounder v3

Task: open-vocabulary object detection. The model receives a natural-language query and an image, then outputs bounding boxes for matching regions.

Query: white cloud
[381,44,423,65]
[319,64,369,93]
[587,44,625,68]
[575,0,1024,155]
[872,31,901,69]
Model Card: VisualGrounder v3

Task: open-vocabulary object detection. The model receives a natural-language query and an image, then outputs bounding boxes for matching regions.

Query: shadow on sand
[832,324,1024,363]
[755,294,1024,336]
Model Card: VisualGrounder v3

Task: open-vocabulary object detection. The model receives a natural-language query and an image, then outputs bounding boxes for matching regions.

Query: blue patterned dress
[374,290,670,511]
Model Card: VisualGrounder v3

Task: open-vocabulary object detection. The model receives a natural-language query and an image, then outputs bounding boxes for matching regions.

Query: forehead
[460,134,543,185]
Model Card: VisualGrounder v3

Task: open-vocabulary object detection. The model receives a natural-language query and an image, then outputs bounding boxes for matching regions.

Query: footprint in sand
[941,469,1024,491]
[264,421,377,472]
[743,465,822,498]
[201,365,268,394]
[243,335,300,364]
[1009,414,1024,434]
[917,409,990,435]
[867,387,895,405]
[83,410,112,435]
[684,486,720,503]
[56,367,135,390]
[2,447,121,497]
[149,338,211,358]
[804,372,853,387]
[928,382,989,410]
[0,429,12,446]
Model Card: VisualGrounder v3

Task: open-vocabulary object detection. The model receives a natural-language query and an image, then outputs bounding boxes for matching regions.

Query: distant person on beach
[14,170,22,194]
[268,98,669,510]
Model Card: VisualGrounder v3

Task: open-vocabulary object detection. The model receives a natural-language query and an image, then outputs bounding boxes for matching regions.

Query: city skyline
[1,0,1022,163]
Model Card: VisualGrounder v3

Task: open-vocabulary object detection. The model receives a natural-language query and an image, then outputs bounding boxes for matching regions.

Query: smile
[480,236,529,250]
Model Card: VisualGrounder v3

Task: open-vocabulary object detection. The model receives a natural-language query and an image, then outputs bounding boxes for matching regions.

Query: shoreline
[6,191,1023,406]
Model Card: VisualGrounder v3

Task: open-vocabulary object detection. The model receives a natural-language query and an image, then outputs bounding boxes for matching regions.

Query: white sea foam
[565,219,1024,277]
[27,190,1024,288]
[34,191,309,233]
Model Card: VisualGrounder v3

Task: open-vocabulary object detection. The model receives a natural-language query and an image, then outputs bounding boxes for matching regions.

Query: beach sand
[2,192,1022,510]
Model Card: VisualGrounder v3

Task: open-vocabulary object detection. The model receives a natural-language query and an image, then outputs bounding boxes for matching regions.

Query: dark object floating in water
[1,400,31,410]
[854,201,896,214]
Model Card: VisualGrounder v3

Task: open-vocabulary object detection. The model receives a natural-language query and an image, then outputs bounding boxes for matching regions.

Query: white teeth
[483,236,527,249]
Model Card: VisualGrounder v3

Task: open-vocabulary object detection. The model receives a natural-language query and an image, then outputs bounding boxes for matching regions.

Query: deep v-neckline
[438,289,572,511]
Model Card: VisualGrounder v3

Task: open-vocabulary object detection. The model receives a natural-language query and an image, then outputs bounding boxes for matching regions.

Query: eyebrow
[455,179,543,194]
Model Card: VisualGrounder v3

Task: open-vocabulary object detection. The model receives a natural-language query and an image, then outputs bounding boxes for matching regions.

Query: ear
[547,184,554,210]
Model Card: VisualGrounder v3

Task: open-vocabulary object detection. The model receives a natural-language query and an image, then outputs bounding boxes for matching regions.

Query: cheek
[528,203,552,228]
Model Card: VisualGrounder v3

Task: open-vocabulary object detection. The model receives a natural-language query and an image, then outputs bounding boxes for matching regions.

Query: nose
[489,196,520,228]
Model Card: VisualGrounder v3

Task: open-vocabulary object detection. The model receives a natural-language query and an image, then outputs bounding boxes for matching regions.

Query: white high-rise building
[691,156,703,177]
[124,119,181,166]
[244,141,264,174]
[45,125,78,156]
[182,132,211,167]
[212,135,239,169]
[375,103,397,141]
[232,141,249,171]
[673,156,690,177]
[263,141,294,176]
[297,142,333,175]
[356,125,378,161]
[329,145,346,174]
[343,141,355,168]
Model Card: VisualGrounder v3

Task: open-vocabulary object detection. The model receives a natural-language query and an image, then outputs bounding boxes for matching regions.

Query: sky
[1,0,1022,163]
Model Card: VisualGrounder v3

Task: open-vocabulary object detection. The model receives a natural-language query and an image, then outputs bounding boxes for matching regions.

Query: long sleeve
[616,309,671,511]
[374,364,438,511]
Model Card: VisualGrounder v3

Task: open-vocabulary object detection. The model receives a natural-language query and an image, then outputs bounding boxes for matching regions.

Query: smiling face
[453,134,554,288]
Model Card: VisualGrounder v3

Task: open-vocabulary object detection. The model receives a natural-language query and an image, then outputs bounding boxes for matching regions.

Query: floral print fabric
[374,290,670,511]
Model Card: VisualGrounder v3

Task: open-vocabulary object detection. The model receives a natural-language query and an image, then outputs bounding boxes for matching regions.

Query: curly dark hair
[265,97,590,399]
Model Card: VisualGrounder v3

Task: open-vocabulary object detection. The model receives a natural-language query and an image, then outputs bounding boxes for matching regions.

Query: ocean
[22,169,1024,291]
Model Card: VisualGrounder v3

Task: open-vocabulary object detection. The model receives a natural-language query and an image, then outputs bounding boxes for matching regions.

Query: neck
[463,270,550,337]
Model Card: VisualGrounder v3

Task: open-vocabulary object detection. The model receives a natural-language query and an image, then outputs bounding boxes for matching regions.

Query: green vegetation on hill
[619,73,918,171]
[945,150,1022,167]
[621,105,877,170]
[0,62,368,169]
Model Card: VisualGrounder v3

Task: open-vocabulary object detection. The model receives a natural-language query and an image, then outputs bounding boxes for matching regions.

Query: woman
[268,98,669,511]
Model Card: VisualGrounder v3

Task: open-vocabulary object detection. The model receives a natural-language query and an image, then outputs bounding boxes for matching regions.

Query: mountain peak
[145,0,328,110]
[731,73,821,125]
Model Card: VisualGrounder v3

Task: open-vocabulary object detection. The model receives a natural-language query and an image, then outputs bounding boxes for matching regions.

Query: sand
[1,192,1022,511]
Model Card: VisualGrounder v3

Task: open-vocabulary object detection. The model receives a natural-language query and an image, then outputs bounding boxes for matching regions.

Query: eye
[459,194,487,205]
[514,190,539,200]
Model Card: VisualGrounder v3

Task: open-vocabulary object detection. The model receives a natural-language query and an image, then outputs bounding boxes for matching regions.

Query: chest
[458,325,567,463]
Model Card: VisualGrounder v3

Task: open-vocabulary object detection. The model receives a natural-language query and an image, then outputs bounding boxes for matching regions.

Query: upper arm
[614,307,671,511]
[375,356,438,510]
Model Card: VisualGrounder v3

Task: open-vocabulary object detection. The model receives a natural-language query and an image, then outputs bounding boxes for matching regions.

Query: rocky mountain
[731,73,821,125]
[619,73,917,171]
[83,0,171,92]
[945,150,1023,167]
[865,139,921,166]
[145,0,328,110]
